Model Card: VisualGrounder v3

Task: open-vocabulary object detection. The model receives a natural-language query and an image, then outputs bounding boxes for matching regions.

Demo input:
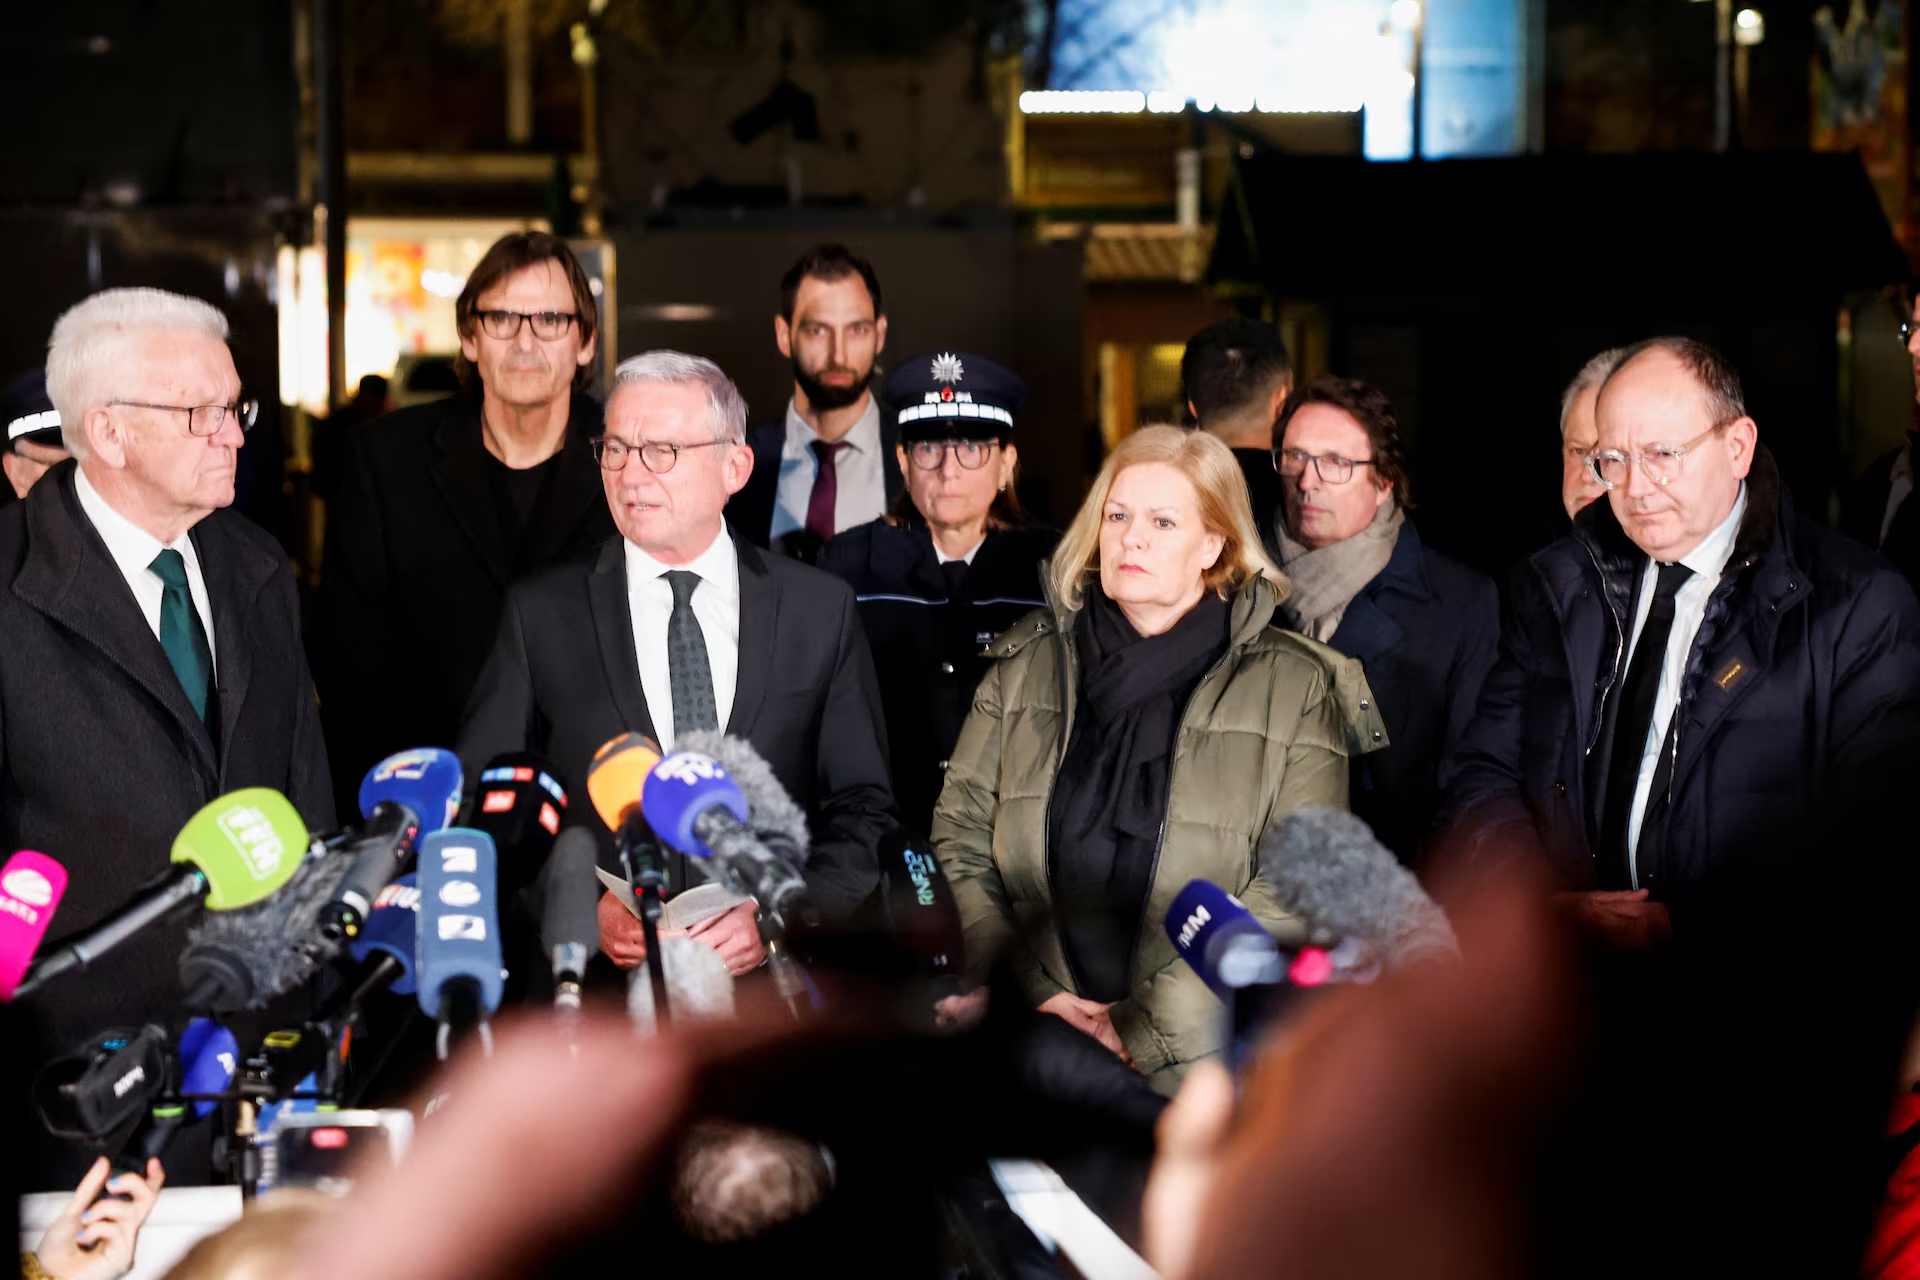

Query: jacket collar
[1325,519,1425,664]
[12,462,281,781]
[428,392,605,587]
[1034,566,1280,653]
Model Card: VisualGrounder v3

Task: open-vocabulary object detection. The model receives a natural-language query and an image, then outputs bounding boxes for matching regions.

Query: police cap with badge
[3,371,63,453]
[884,351,1028,445]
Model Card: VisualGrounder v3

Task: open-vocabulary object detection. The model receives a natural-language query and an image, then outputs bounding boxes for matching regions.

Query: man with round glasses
[0,288,334,1184]
[820,350,1058,834]
[312,231,614,815]
[459,350,893,962]
[1444,336,1920,945]
[1265,375,1497,864]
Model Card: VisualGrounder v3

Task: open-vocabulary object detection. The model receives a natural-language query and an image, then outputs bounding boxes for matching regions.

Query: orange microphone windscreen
[585,733,662,831]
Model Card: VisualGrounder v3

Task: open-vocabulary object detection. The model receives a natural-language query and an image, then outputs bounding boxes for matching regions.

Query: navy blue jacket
[1441,446,1920,910]
[819,519,1057,836]
[1311,520,1500,863]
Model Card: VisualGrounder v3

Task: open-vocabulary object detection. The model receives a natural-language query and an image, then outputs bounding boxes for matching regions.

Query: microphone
[0,851,68,1001]
[177,841,357,1013]
[319,748,464,942]
[119,1017,239,1167]
[415,828,503,1059]
[33,1025,171,1145]
[465,752,570,894]
[627,935,736,1033]
[672,730,811,866]
[542,829,600,1012]
[1257,807,1458,970]
[587,733,672,1023]
[1165,880,1289,1002]
[18,789,307,998]
[642,752,808,928]
[875,825,964,983]
[347,875,420,1000]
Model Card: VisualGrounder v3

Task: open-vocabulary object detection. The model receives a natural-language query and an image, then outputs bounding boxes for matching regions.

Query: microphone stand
[620,832,671,1030]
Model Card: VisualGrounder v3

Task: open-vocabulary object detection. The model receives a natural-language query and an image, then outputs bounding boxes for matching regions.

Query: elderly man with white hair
[457,350,892,974]
[1,287,334,1184]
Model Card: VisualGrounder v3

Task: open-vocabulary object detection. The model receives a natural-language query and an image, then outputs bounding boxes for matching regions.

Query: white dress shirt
[770,394,887,540]
[624,523,740,751]
[1621,482,1748,877]
[73,465,218,668]
[933,537,983,566]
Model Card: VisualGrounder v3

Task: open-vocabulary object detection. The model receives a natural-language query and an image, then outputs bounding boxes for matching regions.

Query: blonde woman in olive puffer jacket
[931,427,1386,1092]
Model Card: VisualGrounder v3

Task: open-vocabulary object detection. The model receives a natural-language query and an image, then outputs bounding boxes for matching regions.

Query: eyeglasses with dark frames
[109,398,259,437]
[592,436,726,474]
[907,439,998,471]
[1274,448,1377,485]
[476,310,578,341]
[1584,420,1730,490]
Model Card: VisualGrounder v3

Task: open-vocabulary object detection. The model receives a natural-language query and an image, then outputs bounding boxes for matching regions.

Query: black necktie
[663,570,718,738]
[940,558,969,600]
[1598,561,1694,888]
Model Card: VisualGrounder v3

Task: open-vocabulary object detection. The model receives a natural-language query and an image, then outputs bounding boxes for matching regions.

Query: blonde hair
[1049,425,1281,611]
[157,1191,331,1280]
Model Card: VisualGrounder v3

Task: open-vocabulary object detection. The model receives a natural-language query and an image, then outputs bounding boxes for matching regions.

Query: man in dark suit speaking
[0,289,334,1180]
[457,350,893,974]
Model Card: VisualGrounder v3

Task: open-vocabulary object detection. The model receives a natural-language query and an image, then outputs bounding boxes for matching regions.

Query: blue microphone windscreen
[414,829,503,1018]
[350,873,420,996]
[1165,879,1278,1001]
[178,1018,239,1119]
[641,752,748,858]
[358,748,464,832]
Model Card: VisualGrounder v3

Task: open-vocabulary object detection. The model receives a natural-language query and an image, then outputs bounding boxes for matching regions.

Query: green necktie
[149,548,213,722]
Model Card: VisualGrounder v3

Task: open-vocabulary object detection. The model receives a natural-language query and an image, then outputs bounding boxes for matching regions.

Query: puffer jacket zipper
[1039,581,1086,997]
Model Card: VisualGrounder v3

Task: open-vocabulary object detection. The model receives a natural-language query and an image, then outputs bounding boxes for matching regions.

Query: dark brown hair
[779,243,884,322]
[455,231,599,392]
[1272,375,1414,508]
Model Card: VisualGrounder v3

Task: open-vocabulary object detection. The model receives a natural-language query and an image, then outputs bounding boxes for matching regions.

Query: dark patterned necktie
[806,440,850,545]
[1598,560,1693,887]
[150,548,213,722]
[663,570,718,736]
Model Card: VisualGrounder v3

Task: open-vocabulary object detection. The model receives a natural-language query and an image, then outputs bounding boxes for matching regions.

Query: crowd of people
[7,232,1920,1277]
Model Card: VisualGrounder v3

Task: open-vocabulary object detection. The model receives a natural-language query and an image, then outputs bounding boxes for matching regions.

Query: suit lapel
[192,515,273,776]
[585,538,656,742]
[516,393,605,571]
[728,538,775,737]
[427,400,512,587]
[14,466,218,778]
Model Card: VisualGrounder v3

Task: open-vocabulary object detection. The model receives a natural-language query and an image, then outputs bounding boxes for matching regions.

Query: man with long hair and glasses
[311,231,614,816]
[1842,284,1920,596]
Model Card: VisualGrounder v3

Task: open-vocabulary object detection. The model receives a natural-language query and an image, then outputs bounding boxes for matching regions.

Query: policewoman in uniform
[820,351,1059,835]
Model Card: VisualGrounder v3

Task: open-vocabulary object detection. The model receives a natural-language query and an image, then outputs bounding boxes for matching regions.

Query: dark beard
[792,355,872,413]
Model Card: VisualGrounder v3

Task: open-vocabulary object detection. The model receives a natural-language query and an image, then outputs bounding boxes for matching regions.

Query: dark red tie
[806,440,849,544]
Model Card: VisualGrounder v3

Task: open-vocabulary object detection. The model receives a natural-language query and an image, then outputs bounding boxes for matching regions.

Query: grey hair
[46,288,230,460]
[610,351,749,444]
[1600,336,1747,426]
[1558,347,1627,438]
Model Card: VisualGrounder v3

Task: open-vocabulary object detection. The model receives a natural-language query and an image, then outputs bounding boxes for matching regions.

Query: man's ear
[774,315,793,360]
[84,405,125,469]
[1,452,28,501]
[1187,398,1198,422]
[874,314,888,357]
[1270,383,1290,421]
[1725,416,1759,479]
[721,442,756,496]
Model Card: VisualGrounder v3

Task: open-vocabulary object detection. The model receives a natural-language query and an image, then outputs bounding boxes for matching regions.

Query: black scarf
[1050,584,1230,1003]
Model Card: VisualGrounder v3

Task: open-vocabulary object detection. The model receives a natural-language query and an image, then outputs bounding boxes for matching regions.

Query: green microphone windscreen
[170,788,309,910]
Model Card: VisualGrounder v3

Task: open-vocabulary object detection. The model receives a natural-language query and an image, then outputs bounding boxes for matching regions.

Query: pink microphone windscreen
[0,850,68,1000]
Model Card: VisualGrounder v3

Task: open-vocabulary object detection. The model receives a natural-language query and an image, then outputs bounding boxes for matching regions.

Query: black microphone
[875,825,965,986]
[464,752,571,895]
[177,846,359,1013]
[32,1025,171,1146]
[1257,807,1458,971]
[542,829,600,1013]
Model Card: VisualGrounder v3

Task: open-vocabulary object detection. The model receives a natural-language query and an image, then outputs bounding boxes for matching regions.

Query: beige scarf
[1273,501,1405,642]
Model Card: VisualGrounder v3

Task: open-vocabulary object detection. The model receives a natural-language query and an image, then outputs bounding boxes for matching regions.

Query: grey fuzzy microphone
[1258,807,1458,969]
[673,730,810,865]
[178,849,356,1011]
[627,935,737,1033]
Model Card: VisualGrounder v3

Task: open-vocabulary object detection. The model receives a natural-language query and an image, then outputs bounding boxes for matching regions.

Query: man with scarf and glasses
[731,243,902,563]
[1267,376,1499,864]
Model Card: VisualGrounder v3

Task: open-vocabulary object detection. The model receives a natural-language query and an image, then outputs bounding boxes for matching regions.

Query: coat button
[1553,780,1567,797]
[940,662,955,674]
[1359,700,1370,710]
[938,759,950,771]
[1371,731,1382,742]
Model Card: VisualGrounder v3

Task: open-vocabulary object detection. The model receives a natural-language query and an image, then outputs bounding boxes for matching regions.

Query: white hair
[1558,347,1627,439]
[46,288,230,459]
[610,351,749,444]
